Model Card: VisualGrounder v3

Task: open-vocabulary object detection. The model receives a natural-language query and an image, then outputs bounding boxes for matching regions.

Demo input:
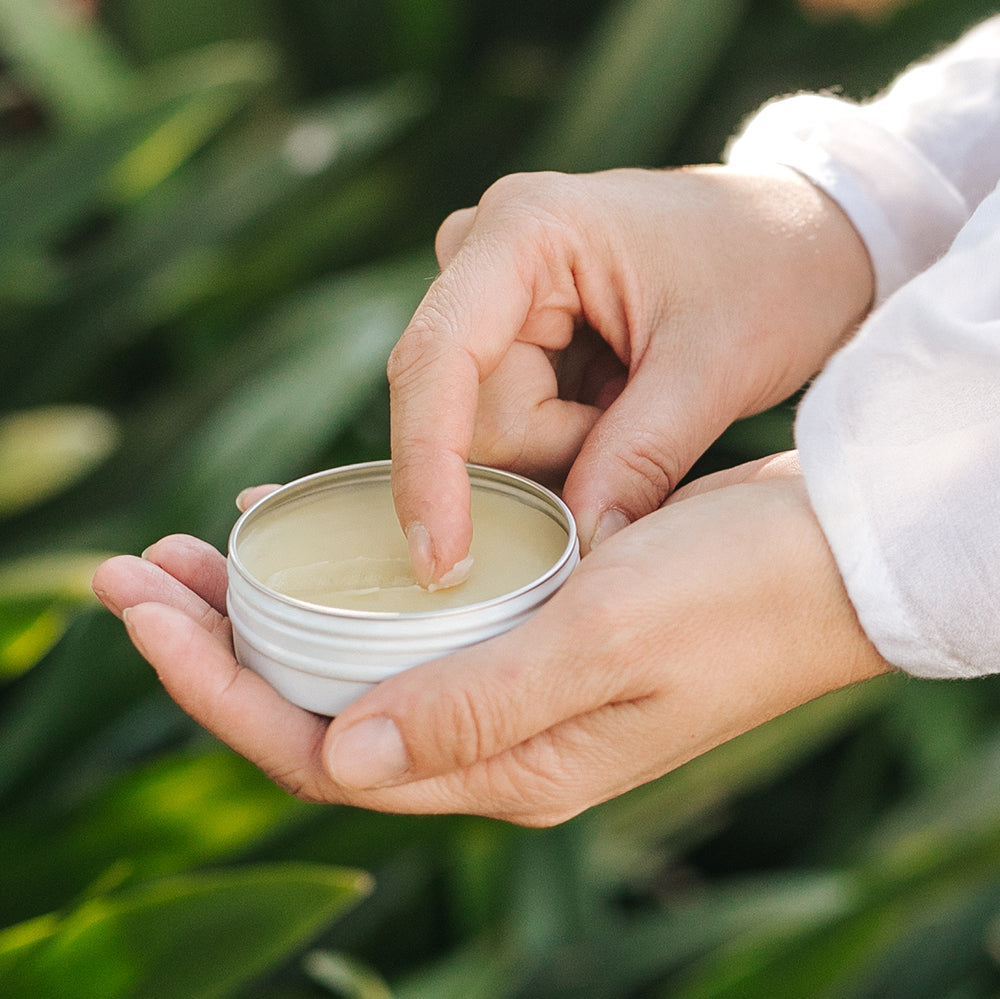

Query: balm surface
[237,480,570,613]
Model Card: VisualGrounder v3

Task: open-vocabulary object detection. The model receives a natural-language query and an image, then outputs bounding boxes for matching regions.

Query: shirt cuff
[726,93,969,305]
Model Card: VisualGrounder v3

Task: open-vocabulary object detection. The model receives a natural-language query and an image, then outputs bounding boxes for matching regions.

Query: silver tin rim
[227,460,578,620]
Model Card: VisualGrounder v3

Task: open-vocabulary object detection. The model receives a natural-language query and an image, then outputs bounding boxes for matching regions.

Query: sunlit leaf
[0,550,111,601]
[305,950,396,999]
[107,40,281,201]
[0,612,157,804]
[0,407,119,517]
[3,76,429,409]
[0,747,316,923]
[0,603,67,680]
[0,548,113,684]
[0,863,373,999]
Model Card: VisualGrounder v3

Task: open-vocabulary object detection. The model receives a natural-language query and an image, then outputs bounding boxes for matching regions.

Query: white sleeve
[794,184,1000,679]
[726,15,1000,304]
[727,18,1000,678]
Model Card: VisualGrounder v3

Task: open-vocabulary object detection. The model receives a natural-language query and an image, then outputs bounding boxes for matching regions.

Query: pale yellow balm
[237,479,570,613]
[228,462,579,713]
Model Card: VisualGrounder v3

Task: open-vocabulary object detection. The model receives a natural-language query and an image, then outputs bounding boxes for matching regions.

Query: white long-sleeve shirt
[726,16,1000,679]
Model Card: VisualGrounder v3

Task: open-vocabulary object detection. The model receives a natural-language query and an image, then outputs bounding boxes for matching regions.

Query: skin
[93,163,885,825]
[387,165,873,585]
[92,454,890,827]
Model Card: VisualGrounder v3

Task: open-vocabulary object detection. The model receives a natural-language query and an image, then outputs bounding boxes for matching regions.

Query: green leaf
[305,950,395,999]
[0,40,275,254]
[0,612,157,803]
[106,40,281,202]
[0,550,110,603]
[384,0,468,76]
[0,748,315,925]
[523,871,861,999]
[0,0,134,128]
[3,76,428,408]
[159,251,433,540]
[0,407,119,518]
[85,76,432,315]
[393,936,524,999]
[714,405,797,462]
[0,863,372,999]
[0,250,63,307]
[527,0,747,172]
[655,731,1000,999]
[98,0,276,65]
[0,550,113,678]
[591,677,893,882]
[0,603,67,680]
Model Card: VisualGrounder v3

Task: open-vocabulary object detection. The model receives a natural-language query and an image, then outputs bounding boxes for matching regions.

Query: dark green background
[3,1,1000,995]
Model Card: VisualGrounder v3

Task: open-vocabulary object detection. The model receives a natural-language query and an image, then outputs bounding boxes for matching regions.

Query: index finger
[387,237,538,587]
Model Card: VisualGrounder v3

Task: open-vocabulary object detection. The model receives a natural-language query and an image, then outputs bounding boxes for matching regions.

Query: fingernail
[590,508,630,549]
[122,607,147,658]
[235,488,254,512]
[327,716,411,789]
[405,522,435,589]
[92,583,122,617]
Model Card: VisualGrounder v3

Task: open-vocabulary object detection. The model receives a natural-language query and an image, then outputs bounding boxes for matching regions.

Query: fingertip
[403,522,475,591]
[405,522,436,590]
[391,458,474,588]
[91,553,147,618]
[236,484,282,512]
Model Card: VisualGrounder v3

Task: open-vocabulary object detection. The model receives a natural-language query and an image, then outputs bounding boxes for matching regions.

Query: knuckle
[478,171,547,209]
[261,758,323,803]
[611,433,682,509]
[470,737,585,828]
[435,205,475,258]
[386,320,442,385]
[477,172,579,242]
[434,683,498,770]
[265,728,336,804]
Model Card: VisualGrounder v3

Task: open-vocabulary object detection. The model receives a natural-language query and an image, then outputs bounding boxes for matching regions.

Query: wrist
[680,163,875,412]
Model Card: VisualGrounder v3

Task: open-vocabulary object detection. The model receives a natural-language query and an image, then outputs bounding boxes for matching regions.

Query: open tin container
[227,461,579,715]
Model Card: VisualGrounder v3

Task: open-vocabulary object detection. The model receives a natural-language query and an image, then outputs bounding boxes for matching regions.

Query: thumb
[321,597,635,792]
[563,352,725,552]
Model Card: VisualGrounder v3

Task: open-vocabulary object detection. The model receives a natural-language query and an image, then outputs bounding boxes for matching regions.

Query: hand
[388,166,873,586]
[91,454,889,826]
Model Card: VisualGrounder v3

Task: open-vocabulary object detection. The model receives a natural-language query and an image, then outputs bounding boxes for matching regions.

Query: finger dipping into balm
[227,461,578,715]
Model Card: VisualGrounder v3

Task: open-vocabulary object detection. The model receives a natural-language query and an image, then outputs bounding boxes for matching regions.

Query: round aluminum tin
[227,461,579,715]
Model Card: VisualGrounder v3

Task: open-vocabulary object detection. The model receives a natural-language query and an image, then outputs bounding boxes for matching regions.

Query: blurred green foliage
[3,0,1000,995]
